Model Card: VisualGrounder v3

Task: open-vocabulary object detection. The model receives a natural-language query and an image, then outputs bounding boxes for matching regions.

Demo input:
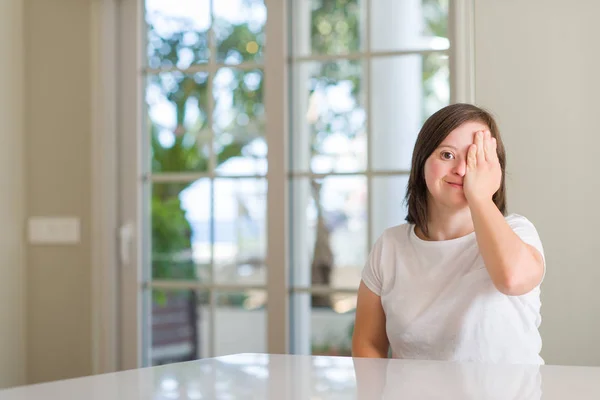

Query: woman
[352,103,545,364]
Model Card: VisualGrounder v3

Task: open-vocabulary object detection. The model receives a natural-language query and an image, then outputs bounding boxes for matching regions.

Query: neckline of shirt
[409,224,476,246]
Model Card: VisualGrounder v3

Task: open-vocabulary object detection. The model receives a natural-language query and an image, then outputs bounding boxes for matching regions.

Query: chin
[442,197,468,210]
[428,190,468,210]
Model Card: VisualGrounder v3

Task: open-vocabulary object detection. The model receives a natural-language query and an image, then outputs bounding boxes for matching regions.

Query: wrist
[467,195,496,213]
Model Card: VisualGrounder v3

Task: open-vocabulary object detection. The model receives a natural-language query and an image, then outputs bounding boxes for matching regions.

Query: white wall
[24,0,92,384]
[0,0,26,389]
[475,0,600,366]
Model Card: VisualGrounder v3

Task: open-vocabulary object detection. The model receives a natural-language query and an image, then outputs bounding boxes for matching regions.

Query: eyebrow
[438,144,458,150]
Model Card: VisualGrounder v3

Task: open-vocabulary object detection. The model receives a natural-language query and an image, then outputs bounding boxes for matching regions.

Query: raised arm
[465,130,544,296]
[470,200,544,296]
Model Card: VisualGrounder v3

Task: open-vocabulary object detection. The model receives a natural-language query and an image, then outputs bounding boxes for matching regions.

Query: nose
[452,159,467,177]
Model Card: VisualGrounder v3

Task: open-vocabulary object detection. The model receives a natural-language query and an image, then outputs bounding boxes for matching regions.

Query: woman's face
[423,120,489,210]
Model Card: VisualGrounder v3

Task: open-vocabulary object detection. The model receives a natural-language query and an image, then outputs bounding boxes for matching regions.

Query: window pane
[290,61,366,173]
[152,181,211,281]
[147,72,211,174]
[371,0,449,52]
[290,177,366,291]
[151,289,209,365]
[213,178,266,285]
[311,293,356,356]
[215,291,266,356]
[290,0,363,57]
[145,0,210,68]
[371,53,449,171]
[422,52,451,117]
[290,292,356,357]
[371,175,409,246]
[213,67,266,176]
[214,0,266,65]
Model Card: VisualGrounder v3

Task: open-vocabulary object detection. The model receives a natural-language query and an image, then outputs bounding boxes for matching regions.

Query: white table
[1,353,599,399]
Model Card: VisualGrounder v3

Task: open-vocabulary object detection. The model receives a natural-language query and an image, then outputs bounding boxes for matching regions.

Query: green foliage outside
[147,0,448,329]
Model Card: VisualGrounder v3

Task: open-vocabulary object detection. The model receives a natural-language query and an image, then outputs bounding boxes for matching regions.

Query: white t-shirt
[361,214,546,365]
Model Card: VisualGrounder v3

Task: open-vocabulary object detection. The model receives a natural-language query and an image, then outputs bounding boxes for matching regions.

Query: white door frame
[90,0,119,375]
[116,0,146,371]
[450,0,476,104]
[90,0,146,372]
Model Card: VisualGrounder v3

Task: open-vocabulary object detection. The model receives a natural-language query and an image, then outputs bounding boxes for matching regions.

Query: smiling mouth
[446,181,463,188]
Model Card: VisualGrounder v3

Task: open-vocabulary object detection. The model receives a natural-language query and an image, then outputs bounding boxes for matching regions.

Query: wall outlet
[28,217,81,245]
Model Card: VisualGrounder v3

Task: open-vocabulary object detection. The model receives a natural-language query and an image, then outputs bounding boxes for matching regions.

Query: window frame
[90,0,474,372]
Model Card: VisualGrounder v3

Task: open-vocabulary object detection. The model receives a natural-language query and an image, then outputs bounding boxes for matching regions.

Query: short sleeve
[361,234,385,296]
[506,214,546,284]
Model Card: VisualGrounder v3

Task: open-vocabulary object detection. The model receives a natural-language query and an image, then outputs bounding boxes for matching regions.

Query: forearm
[469,199,541,295]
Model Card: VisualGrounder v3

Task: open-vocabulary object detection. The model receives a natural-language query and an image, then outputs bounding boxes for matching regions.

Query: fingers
[487,131,499,162]
[491,136,498,161]
[470,129,499,170]
[467,143,477,170]
[483,130,493,161]
[476,131,485,164]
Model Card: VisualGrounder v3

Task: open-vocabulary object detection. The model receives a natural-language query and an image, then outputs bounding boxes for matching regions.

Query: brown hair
[404,103,507,237]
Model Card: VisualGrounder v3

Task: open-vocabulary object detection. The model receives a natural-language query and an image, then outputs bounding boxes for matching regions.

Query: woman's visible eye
[441,151,455,160]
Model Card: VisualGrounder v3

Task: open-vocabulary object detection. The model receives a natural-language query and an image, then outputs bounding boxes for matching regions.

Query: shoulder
[364,223,413,291]
[368,223,413,258]
[504,213,538,230]
[362,223,413,294]
[504,213,545,257]
[377,223,413,245]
